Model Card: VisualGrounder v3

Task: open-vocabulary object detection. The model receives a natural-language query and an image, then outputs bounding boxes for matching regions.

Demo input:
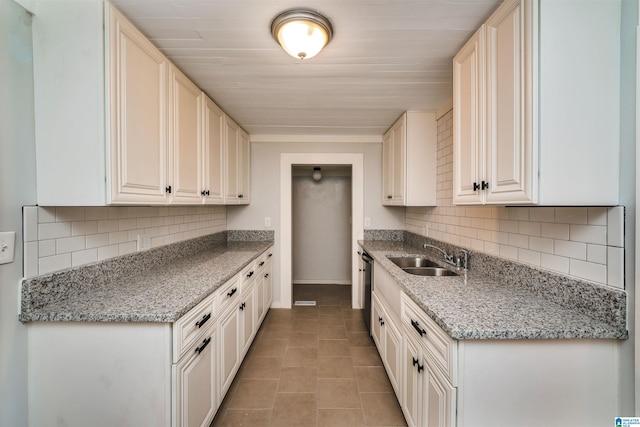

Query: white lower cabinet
[367,283,623,427]
[173,324,217,427]
[27,248,273,427]
[371,292,402,396]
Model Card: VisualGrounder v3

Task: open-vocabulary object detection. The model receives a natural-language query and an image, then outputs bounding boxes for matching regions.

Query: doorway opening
[292,165,352,305]
[280,153,364,309]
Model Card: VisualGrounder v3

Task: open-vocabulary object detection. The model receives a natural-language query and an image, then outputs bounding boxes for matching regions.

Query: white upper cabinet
[32,0,250,206]
[453,0,621,206]
[382,112,437,206]
[107,5,169,204]
[223,116,251,204]
[202,95,225,204]
[169,65,203,204]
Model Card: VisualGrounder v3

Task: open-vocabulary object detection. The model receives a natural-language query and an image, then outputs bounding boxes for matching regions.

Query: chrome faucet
[423,243,469,271]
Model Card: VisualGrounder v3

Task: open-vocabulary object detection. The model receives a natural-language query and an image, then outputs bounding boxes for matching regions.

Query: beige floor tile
[360,393,407,426]
[318,305,344,316]
[288,332,319,348]
[342,309,365,319]
[277,366,318,393]
[347,332,375,348]
[249,338,288,357]
[317,378,361,409]
[318,339,351,357]
[283,347,318,367]
[350,346,383,366]
[213,409,271,427]
[319,314,346,325]
[227,379,278,410]
[291,319,320,333]
[354,366,394,393]
[237,356,283,379]
[318,356,356,378]
[270,393,317,426]
[258,328,292,340]
[344,318,368,333]
[317,408,366,427]
[319,324,347,339]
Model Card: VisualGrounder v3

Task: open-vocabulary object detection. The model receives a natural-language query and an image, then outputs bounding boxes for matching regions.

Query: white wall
[0,1,35,424]
[292,169,352,284]
[227,140,405,305]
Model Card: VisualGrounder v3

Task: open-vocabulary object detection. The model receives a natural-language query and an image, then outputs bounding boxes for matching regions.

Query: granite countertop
[360,240,627,340]
[20,235,273,323]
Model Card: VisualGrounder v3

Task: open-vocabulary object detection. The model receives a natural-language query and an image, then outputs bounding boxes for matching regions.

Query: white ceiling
[109,0,501,136]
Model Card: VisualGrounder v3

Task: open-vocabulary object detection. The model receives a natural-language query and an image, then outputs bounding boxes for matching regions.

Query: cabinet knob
[206,190,210,196]
[195,336,212,355]
[195,312,212,328]
[411,319,426,337]
[227,287,237,298]
[264,273,269,278]
[247,271,254,278]
[239,302,246,311]
[165,185,172,194]
[238,194,244,198]
[387,195,392,199]
[481,180,489,190]
[473,182,480,191]
[201,190,206,196]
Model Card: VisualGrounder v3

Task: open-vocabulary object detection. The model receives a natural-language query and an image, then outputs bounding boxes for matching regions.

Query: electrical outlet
[0,231,16,265]
[264,217,271,227]
[364,217,371,227]
[137,234,152,251]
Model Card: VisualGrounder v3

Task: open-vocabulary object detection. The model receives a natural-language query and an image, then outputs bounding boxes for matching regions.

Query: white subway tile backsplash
[499,220,518,233]
[499,245,518,260]
[38,207,56,223]
[587,208,607,226]
[507,207,530,221]
[23,206,39,242]
[39,222,71,240]
[39,253,72,275]
[508,233,529,249]
[554,240,587,260]
[56,236,85,254]
[518,221,540,237]
[607,247,624,289]
[569,224,606,245]
[555,207,588,224]
[27,205,227,275]
[529,236,554,254]
[569,259,607,284]
[586,244,607,265]
[540,253,570,275]
[38,240,56,257]
[518,248,541,266]
[529,207,555,223]
[97,244,119,261]
[607,206,624,248]
[56,207,85,223]
[541,223,570,240]
[72,248,98,267]
[71,220,98,237]
[24,242,39,278]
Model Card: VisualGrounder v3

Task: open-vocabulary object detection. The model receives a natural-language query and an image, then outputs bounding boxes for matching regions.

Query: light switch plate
[364,217,371,227]
[137,234,152,251]
[0,231,16,264]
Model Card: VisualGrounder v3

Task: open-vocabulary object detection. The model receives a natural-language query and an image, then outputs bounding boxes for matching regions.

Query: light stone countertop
[20,237,273,323]
[360,240,627,340]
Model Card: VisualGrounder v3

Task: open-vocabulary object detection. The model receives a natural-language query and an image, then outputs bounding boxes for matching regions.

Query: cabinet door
[170,67,203,204]
[453,26,485,205]
[381,128,394,204]
[218,306,240,397]
[425,361,456,427]
[402,335,422,427]
[202,96,225,204]
[256,273,266,323]
[237,128,251,204]
[224,118,239,202]
[391,118,406,205]
[484,0,535,204]
[371,294,385,352]
[384,317,402,397]
[108,5,169,204]
[240,285,256,356]
[263,264,273,309]
[174,327,216,427]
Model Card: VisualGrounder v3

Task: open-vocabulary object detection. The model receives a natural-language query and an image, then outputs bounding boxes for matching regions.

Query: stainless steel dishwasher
[361,250,374,335]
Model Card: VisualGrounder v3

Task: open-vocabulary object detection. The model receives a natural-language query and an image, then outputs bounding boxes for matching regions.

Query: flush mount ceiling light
[312,167,322,181]
[271,9,333,60]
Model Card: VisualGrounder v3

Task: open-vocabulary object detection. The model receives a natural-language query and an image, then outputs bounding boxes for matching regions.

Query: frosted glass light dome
[271,9,333,60]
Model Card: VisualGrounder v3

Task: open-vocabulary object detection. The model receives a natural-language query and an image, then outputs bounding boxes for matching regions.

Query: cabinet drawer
[173,292,216,362]
[402,294,457,385]
[240,262,257,295]
[218,275,241,314]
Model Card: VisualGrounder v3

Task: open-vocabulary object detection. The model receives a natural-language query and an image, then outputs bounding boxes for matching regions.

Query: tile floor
[210,284,408,427]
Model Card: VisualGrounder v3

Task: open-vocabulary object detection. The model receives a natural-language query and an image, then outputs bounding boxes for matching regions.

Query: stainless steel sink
[387,256,440,268]
[402,267,458,277]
